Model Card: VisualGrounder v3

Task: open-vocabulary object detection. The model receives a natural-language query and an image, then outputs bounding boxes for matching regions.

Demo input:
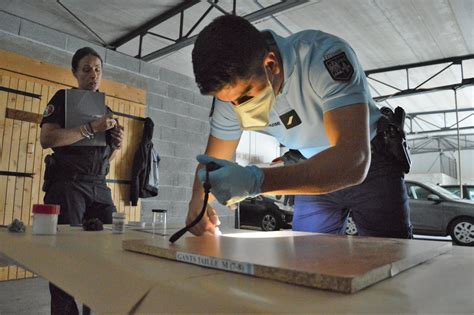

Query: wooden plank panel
[0,262,34,282]
[25,271,34,278]
[30,83,49,216]
[0,267,35,282]
[3,77,19,225]
[16,265,26,279]
[0,75,15,225]
[123,233,453,294]
[5,108,42,124]
[0,74,11,225]
[7,266,18,280]
[29,82,43,215]
[0,69,66,93]
[13,79,28,223]
[21,81,37,224]
[0,266,8,281]
[0,72,8,150]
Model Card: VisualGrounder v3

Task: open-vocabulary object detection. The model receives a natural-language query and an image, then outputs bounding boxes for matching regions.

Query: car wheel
[261,212,281,231]
[448,217,474,246]
[345,216,358,235]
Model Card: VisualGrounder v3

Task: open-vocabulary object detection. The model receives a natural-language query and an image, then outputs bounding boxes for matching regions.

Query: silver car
[346,180,474,246]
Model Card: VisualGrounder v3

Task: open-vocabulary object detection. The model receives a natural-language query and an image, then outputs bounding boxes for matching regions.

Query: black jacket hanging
[130,117,159,206]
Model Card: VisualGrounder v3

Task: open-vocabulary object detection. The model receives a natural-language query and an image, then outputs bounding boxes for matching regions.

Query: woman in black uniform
[40,47,124,315]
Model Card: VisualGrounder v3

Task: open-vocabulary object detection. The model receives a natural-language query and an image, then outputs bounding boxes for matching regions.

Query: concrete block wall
[0,11,235,227]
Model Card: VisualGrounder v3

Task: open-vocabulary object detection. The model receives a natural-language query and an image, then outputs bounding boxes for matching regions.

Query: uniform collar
[267,30,296,96]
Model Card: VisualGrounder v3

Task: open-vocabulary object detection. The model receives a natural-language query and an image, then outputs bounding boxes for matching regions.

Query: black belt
[53,174,106,183]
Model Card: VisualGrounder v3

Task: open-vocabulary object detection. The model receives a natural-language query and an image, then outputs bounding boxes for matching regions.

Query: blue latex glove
[197,155,264,206]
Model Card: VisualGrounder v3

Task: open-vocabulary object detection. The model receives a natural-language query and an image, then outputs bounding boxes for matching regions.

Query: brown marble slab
[122,231,452,293]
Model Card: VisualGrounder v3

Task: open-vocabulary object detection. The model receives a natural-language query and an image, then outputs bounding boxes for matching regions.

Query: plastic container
[32,204,60,235]
[152,209,167,235]
[112,212,126,234]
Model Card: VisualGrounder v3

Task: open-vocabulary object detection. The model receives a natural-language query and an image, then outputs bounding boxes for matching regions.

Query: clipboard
[65,89,107,146]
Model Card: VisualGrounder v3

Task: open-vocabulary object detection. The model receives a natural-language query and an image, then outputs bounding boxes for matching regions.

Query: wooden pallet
[122,231,452,293]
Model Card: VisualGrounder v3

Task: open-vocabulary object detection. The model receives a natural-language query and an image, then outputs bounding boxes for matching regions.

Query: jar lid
[152,209,167,213]
[32,204,60,215]
[113,212,126,218]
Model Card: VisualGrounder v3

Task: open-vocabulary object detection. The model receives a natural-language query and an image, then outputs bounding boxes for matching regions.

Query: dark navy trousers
[292,152,412,239]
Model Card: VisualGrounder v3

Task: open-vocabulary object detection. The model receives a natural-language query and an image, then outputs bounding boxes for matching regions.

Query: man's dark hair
[192,15,268,94]
[72,47,103,72]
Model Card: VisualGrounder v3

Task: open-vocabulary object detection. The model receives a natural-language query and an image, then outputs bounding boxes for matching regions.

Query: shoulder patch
[43,104,55,117]
[324,52,354,82]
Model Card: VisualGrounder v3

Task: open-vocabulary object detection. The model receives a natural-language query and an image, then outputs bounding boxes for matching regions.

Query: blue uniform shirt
[210,30,381,158]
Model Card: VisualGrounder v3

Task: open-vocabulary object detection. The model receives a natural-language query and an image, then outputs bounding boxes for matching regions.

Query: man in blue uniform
[186,15,412,239]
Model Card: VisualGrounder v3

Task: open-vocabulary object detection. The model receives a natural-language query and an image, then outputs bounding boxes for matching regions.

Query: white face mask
[233,72,276,131]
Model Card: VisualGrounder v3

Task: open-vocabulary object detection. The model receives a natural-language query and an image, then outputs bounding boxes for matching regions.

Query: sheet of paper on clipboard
[65,89,107,146]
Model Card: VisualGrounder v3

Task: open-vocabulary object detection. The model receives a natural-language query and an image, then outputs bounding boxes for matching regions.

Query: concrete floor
[0,276,91,315]
[0,277,50,314]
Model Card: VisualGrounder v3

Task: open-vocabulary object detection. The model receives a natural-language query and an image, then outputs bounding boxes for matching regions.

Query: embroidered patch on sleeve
[43,104,55,117]
[323,52,354,82]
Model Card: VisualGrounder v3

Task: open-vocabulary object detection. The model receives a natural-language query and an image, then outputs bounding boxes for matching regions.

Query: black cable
[169,162,219,243]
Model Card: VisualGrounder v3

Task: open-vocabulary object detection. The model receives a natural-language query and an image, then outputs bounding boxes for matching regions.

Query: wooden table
[1,226,473,314]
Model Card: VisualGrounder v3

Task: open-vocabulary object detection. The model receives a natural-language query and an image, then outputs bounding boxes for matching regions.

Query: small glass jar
[152,209,167,235]
[112,212,126,234]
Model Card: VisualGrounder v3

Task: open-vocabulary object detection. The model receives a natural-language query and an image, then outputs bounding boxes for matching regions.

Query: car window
[425,183,461,199]
[415,186,431,200]
[406,183,431,200]
[443,186,460,196]
[466,187,474,200]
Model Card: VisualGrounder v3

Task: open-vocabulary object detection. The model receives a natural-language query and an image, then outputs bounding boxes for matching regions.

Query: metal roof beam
[408,134,474,154]
[142,0,309,62]
[373,78,474,102]
[110,1,200,49]
[365,54,474,75]
[407,107,473,117]
[407,126,474,136]
[409,133,474,141]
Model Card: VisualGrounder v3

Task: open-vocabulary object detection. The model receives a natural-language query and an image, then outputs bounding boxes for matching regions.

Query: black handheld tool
[169,161,221,243]
[202,162,220,194]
